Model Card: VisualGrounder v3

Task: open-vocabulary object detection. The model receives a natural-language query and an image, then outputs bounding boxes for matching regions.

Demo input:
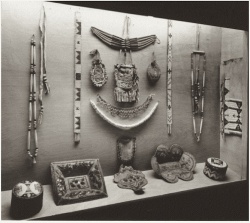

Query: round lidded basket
[203,157,228,180]
[10,180,43,219]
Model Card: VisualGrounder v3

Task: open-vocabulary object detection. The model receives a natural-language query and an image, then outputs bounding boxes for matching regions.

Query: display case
[1,1,248,220]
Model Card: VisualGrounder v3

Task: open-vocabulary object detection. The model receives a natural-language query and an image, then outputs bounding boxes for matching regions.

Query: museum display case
[1,1,248,220]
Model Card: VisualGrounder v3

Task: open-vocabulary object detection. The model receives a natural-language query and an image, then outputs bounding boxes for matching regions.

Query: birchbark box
[1,1,248,220]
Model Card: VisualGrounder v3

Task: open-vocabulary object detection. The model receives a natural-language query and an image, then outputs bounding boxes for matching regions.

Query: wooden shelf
[1,163,242,220]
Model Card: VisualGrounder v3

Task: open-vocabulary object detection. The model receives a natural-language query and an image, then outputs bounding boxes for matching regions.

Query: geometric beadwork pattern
[221,58,243,137]
[167,20,173,135]
[74,12,82,142]
[75,117,81,130]
[51,159,108,205]
[224,99,242,135]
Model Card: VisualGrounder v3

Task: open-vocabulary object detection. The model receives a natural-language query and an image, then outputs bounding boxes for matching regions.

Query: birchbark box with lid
[1,1,248,220]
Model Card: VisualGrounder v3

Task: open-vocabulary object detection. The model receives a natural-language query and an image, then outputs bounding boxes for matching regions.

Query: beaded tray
[51,159,108,205]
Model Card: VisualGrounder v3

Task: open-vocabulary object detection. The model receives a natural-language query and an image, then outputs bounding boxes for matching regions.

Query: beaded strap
[221,58,243,136]
[167,20,173,135]
[27,35,38,164]
[38,6,50,125]
[74,12,82,143]
[191,24,206,142]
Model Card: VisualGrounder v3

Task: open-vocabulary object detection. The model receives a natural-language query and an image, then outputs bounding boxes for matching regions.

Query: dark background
[54,1,249,31]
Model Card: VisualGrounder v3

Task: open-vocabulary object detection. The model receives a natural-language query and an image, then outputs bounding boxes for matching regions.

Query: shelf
[1,163,242,220]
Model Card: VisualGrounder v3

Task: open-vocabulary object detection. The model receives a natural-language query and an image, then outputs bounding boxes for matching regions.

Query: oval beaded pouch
[90,49,108,87]
[147,52,161,83]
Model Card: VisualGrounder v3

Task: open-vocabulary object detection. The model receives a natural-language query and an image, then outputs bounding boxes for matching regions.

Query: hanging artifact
[220,58,243,137]
[114,137,148,193]
[91,16,160,103]
[203,158,228,180]
[116,136,136,165]
[73,12,82,143]
[191,24,206,142]
[147,52,161,83]
[27,35,39,164]
[151,144,196,183]
[114,62,139,103]
[91,26,158,51]
[51,159,108,205]
[90,94,158,130]
[90,49,108,87]
[167,20,173,135]
[38,6,50,125]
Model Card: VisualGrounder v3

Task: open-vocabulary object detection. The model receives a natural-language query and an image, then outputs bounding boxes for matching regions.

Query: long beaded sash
[74,12,82,143]
[167,20,173,135]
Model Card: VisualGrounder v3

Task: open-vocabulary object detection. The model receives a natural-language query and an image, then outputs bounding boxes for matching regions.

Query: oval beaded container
[147,60,161,83]
[10,180,43,219]
[203,158,228,181]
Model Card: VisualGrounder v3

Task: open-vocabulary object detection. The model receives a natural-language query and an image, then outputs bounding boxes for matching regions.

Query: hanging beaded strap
[191,24,206,142]
[27,35,38,164]
[74,12,82,143]
[167,20,173,135]
[38,6,50,125]
[220,60,232,136]
[221,58,243,136]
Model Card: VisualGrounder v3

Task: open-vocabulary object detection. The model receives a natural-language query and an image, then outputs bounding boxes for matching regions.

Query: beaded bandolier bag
[191,24,206,142]
[114,16,139,103]
[221,58,243,137]
[74,12,82,143]
[91,16,159,103]
[38,6,50,125]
